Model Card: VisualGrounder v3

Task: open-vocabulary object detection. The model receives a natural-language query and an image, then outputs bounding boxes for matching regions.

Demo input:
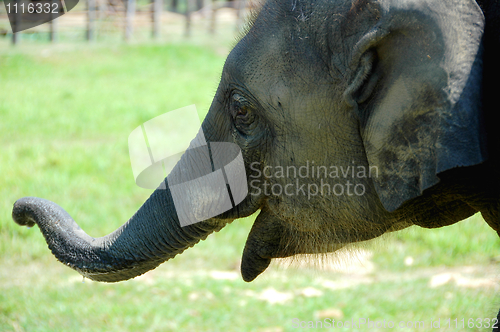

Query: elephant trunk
[12,109,247,282]
[12,184,226,282]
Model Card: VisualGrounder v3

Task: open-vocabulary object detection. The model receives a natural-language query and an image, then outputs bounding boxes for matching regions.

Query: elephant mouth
[239,198,395,282]
[239,205,323,282]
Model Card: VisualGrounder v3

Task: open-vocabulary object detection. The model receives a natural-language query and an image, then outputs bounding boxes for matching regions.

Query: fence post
[50,0,59,42]
[152,0,162,39]
[125,0,135,41]
[236,0,246,31]
[209,0,216,34]
[12,1,21,45]
[185,0,194,37]
[87,0,96,41]
[12,32,19,45]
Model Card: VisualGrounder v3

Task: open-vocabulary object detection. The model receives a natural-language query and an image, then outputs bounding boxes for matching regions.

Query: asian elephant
[12,0,500,325]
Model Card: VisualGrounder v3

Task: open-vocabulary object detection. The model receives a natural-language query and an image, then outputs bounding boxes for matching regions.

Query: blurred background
[1,1,500,331]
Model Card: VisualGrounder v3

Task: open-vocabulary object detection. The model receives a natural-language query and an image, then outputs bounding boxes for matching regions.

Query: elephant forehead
[225,34,287,86]
[225,29,331,92]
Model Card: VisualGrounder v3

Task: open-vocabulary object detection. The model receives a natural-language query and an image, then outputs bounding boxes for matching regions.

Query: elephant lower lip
[241,254,271,282]
[240,207,284,282]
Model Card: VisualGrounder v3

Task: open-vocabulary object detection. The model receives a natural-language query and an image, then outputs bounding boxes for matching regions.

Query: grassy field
[1,35,500,332]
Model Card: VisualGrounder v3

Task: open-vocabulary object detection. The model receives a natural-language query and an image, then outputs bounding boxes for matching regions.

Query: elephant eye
[235,105,248,117]
[230,94,248,117]
[230,93,255,133]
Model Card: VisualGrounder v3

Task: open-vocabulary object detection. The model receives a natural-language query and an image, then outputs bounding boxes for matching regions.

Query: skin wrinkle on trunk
[12,185,227,283]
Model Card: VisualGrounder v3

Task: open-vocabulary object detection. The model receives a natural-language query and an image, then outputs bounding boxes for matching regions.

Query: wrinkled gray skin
[12,0,500,313]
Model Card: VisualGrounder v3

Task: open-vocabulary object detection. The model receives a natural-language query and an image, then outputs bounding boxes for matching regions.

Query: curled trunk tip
[11,190,225,283]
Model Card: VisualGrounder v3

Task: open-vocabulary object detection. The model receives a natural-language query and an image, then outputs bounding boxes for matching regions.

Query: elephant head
[14,0,494,283]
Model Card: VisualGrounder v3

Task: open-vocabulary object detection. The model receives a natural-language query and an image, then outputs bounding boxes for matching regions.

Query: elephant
[12,0,500,327]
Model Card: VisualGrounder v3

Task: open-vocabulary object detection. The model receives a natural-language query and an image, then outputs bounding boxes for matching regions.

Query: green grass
[1,38,500,332]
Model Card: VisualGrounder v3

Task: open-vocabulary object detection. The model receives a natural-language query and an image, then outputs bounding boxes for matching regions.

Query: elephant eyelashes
[230,93,256,133]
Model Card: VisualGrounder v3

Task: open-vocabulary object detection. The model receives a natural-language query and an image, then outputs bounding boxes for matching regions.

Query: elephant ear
[344,0,487,212]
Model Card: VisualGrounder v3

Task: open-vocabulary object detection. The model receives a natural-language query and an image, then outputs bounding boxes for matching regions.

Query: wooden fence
[0,0,251,44]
